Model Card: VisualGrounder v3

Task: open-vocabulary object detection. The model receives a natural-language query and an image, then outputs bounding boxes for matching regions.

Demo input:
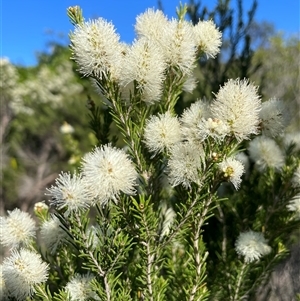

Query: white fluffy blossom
[120,38,166,103]
[40,215,68,254]
[193,19,222,58]
[287,194,300,220]
[248,136,285,172]
[219,157,245,190]
[2,248,49,300]
[235,230,272,263]
[46,172,91,216]
[168,141,205,188]
[211,78,261,141]
[81,145,137,205]
[66,273,100,301]
[0,208,36,249]
[259,98,288,137]
[135,8,169,42]
[180,99,210,142]
[144,111,182,154]
[161,19,196,74]
[197,117,230,142]
[70,18,124,79]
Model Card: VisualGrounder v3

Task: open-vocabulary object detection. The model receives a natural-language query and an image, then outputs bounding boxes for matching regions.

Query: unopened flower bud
[67,6,84,26]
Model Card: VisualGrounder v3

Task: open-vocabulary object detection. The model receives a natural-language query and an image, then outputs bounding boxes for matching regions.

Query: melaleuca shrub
[1,4,299,301]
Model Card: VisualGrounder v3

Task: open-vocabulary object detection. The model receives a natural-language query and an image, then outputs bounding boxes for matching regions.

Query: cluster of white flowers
[235,230,272,263]
[142,77,265,190]
[70,8,222,103]
[1,59,83,115]
[0,207,50,300]
[45,144,138,212]
[0,58,19,91]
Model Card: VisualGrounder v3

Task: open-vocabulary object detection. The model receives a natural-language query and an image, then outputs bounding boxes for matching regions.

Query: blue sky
[1,0,299,66]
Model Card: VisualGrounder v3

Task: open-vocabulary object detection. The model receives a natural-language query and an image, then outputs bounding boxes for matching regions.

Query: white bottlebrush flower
[180,99,211,142]
[197,117,230,142]
[40,215,68,254]
[70,18,123,79]
[287,194,300,220]
[120,37,166,103]
[219,157,245,190]
[2,248,49,300]
[259,98,288,137]
[235,230,272,263]
[193,19,222,58]
[66,273,100,301]
[81,144,137,205]
[144,111,182,154]
[135,8,169,42]
[46,172,91,216]
[211,78,261,141]
[248,136,285,172]
[0,208,36,249]
[168,141,205,188]
[161,19,196,74]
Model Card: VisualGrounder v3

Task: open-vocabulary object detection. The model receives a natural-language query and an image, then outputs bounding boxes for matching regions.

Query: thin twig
[189,197,213,301]
[140,210,155,301]
[75,213,111,301]
[232,262,247,301]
